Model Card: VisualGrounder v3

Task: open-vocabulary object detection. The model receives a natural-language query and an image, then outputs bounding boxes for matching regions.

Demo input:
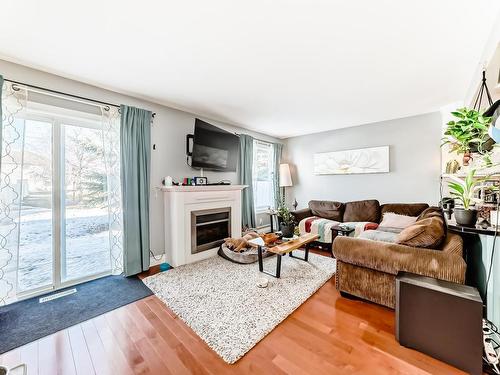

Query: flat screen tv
[190,119,239,171]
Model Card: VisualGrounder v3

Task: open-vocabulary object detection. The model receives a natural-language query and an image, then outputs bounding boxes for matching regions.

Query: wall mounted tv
[188,119,239,172]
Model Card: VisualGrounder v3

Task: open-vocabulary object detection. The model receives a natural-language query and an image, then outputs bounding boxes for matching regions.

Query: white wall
[283,112,442,209]
[0,59,280,255]
[484,43,500,103]
[465,10,500,105]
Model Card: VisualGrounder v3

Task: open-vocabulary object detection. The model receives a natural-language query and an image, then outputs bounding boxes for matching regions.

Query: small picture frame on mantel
[194,176,208,185]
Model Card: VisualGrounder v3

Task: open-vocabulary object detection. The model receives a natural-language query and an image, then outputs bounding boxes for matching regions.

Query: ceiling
[0,1,499,138]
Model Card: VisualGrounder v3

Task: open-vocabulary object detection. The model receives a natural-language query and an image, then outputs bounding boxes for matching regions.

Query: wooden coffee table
[248,233,320,278]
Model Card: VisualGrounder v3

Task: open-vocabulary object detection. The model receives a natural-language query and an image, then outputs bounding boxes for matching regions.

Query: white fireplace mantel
[161,185,247,193]
[162,185,247,267]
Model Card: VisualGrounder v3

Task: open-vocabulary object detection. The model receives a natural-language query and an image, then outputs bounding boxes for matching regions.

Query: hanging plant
[441,107,493,156]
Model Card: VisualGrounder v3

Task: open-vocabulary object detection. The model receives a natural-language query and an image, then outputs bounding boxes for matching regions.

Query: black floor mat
[0,275,153,354]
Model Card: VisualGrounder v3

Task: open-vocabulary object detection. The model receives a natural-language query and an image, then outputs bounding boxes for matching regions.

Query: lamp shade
[279,163,293,187]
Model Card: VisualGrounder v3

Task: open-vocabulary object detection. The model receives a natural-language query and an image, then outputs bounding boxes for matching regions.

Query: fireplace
[191,207,231,254]
[162,185,245,267]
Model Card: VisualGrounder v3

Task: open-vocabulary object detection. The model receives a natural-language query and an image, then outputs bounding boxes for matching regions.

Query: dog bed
[218,243,274,264]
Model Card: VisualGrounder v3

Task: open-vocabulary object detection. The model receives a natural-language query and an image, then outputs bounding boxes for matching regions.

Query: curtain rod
[3,78,156,118]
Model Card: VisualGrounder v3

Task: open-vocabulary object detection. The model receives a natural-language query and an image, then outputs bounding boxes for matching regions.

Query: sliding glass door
[61,123,111,282]
[14,118,113,299]
[3,114,120,304]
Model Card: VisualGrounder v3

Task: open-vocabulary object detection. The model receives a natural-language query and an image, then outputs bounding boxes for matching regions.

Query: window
[252,140,275,212]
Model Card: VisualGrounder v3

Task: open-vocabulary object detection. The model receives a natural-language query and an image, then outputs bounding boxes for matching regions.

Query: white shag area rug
[143,251,336,364]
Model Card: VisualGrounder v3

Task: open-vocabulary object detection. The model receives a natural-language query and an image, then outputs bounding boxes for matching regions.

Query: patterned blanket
[298,216,378,243]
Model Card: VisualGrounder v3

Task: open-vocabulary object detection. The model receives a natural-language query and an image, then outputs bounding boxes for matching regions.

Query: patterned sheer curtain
[102,106,123,275]
[0,79,28,305]
[0,78,124,305]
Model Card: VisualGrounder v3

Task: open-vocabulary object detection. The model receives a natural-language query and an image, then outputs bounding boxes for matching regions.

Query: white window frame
[252,140,276,213]
[13,106,111,302]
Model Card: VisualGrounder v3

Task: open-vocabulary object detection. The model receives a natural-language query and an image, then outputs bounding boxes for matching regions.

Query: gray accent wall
[283,112,442,209]
[0,59,279,255]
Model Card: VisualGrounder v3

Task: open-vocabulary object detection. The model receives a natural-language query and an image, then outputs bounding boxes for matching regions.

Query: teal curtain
[238,134,256,229]
[273,143,283,207]
[120,105,152,276]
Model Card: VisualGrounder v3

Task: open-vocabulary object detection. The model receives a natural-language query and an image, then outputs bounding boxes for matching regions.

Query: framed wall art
[313,146,389,175]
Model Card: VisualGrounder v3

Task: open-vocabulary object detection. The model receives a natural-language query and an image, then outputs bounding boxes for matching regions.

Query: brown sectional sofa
[292,199,466,309]
[334,233,465,308]
[292,199,429,227]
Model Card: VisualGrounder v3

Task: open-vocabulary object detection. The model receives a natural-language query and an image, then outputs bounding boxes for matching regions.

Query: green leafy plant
[483,151,493,167]
[448,169,495,209]
[277,204,295,226]
[442,108,492,154]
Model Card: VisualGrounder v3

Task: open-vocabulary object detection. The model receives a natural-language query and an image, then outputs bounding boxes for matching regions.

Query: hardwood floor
[0,253,467,374]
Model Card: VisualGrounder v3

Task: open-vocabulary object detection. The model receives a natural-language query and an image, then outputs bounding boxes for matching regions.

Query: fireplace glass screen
[191,207,231,254]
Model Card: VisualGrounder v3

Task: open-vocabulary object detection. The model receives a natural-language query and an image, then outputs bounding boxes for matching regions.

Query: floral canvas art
[313,146,389,175]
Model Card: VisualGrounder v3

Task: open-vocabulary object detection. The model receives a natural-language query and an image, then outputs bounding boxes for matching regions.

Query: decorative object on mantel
[193,176,208,185]
[163,175,173,186]
[313,146,389,175]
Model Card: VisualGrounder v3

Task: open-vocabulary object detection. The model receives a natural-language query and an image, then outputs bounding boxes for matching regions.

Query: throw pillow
[379,212,417,229]
[309,200,344,222]
[396,216,446,249]
[417,206,444,221]
[343,200,380,222]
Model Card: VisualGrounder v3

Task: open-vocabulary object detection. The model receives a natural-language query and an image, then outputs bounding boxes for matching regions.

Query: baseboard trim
[150,254,165,267]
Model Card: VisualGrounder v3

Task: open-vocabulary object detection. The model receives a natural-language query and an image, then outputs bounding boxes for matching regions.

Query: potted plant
[442,108,493,165]
[448,169,495,226]
[277,204,295,238]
